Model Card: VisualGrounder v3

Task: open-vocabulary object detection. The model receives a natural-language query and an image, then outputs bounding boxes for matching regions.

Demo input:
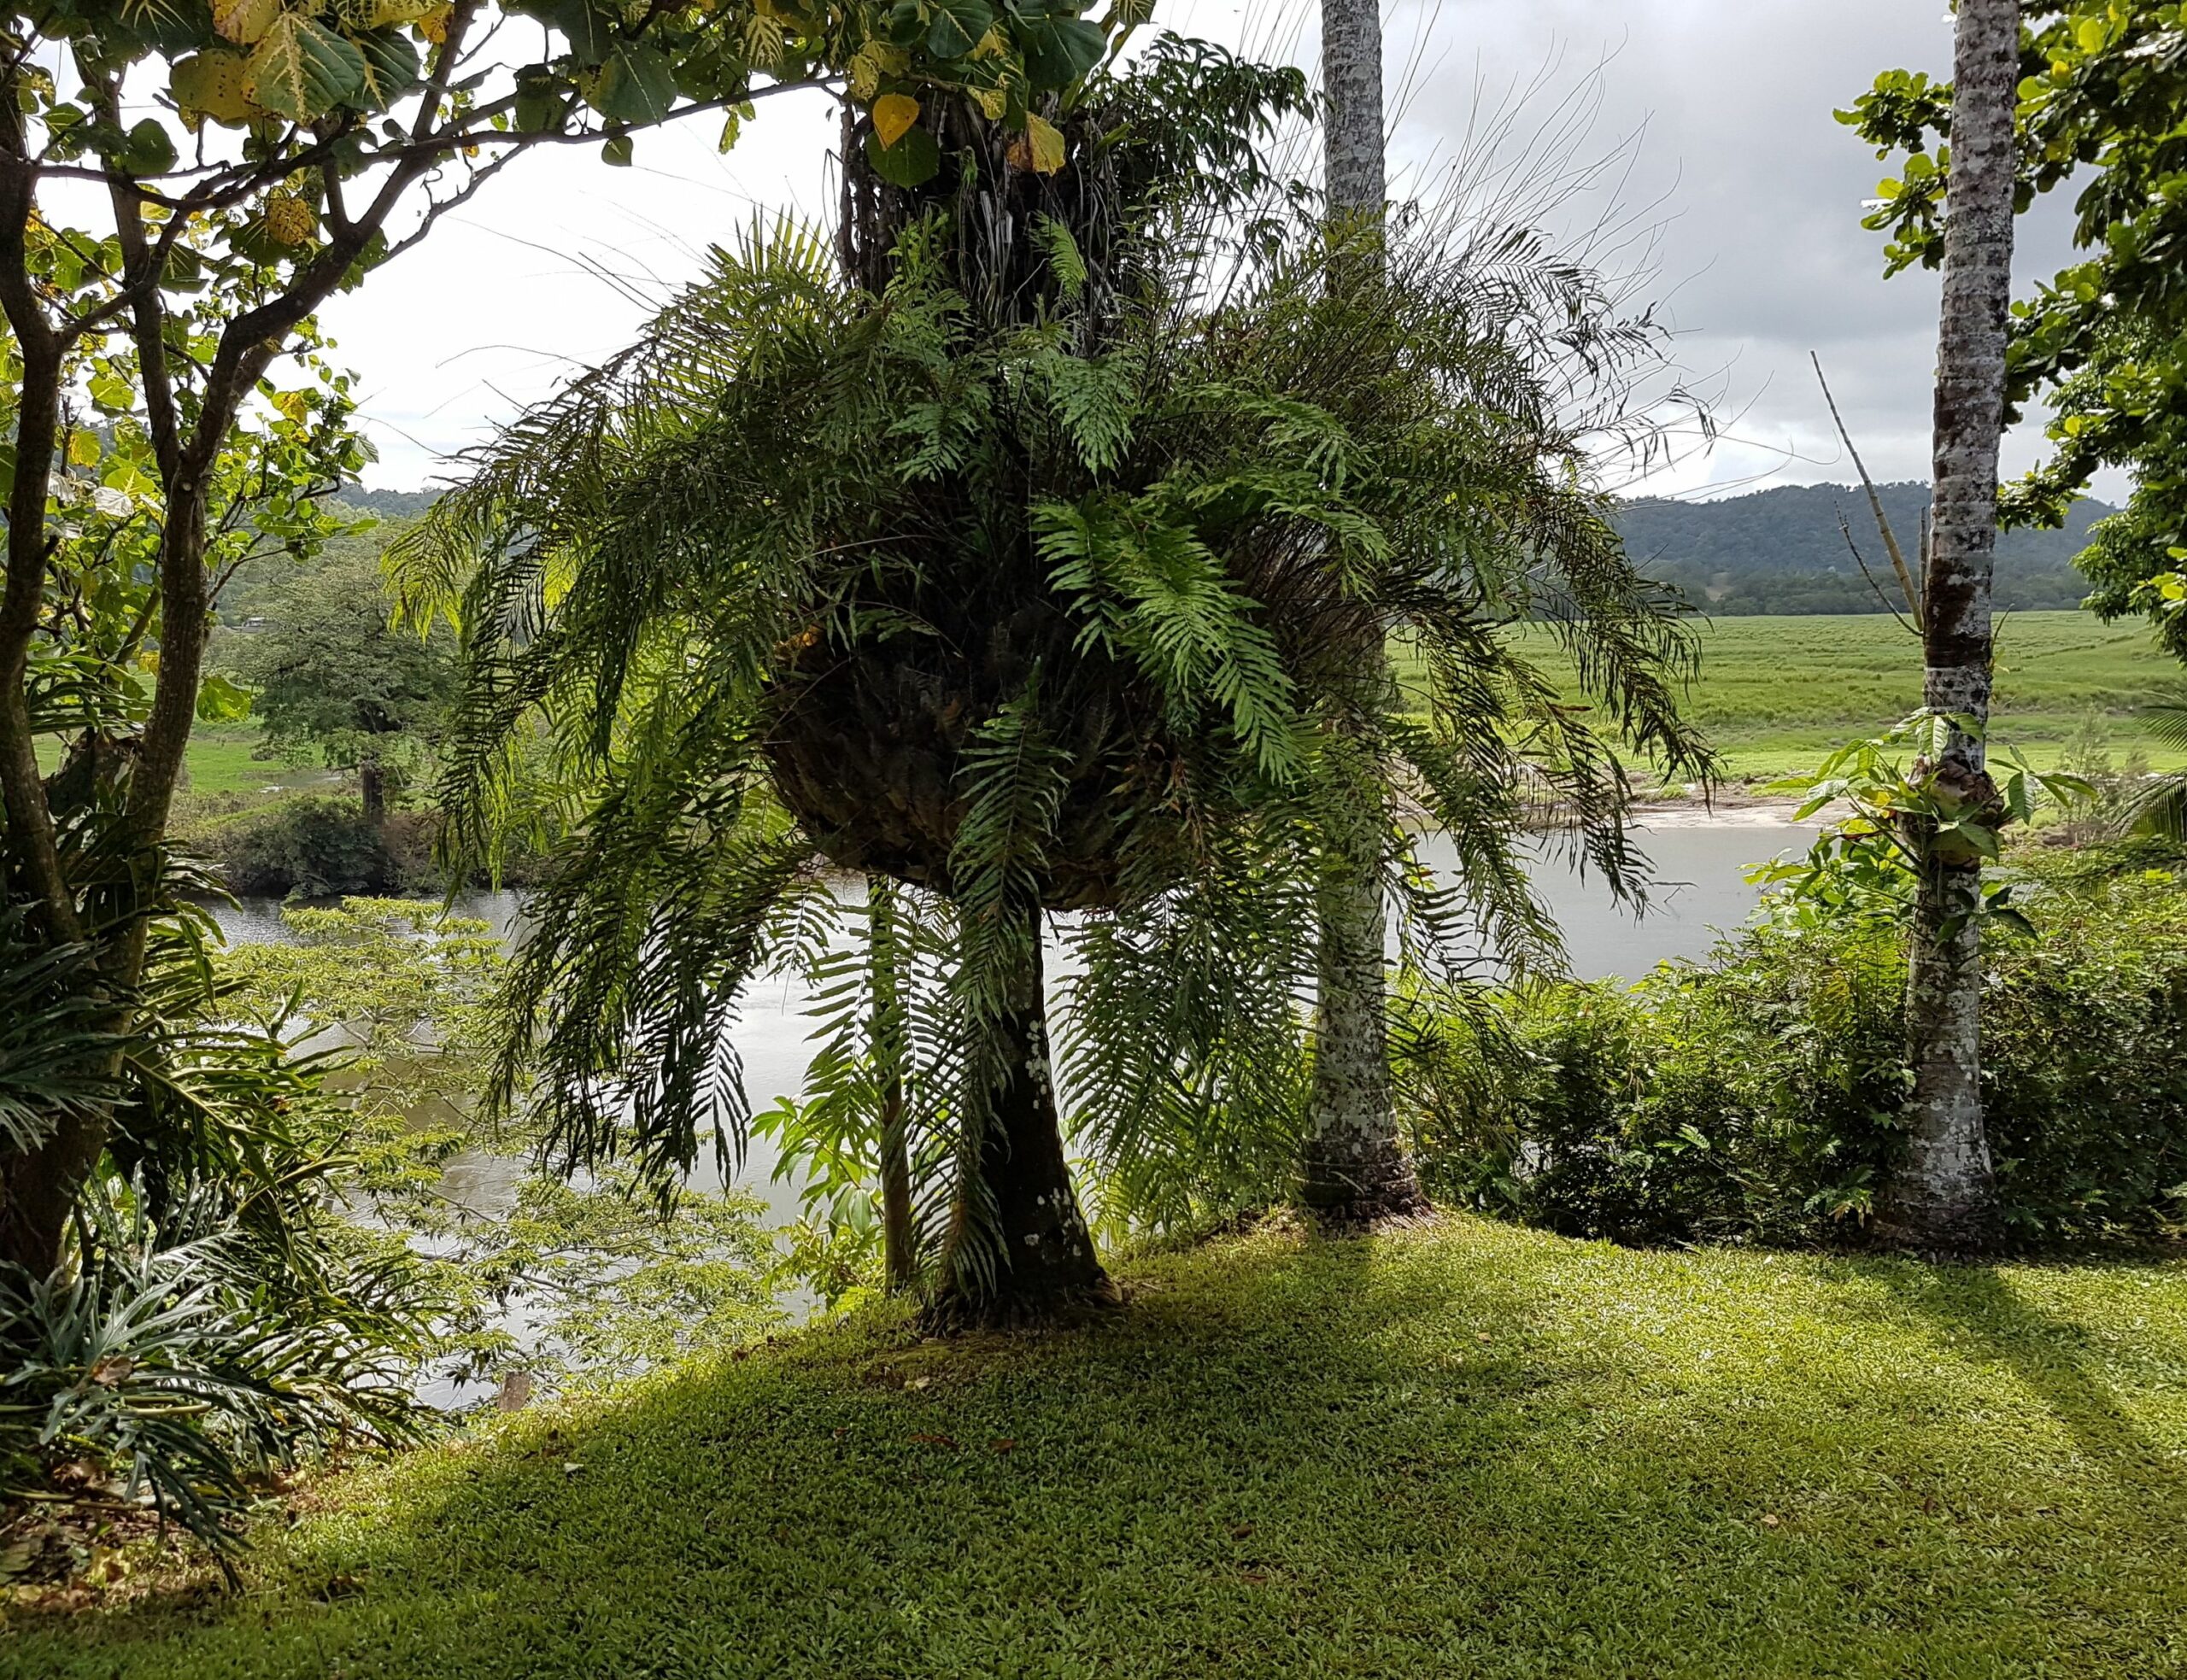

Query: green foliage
[0,892,442,1560]
[187,795,397,897]
[0,1177,432,1570]
[1398,852,2187,1248]
[1842,3,2187,655]
[1755,712,2092,936]
[214,898,782,1391]
[225,547,459,811]
[393,67,1709,1298]
[16,1222,2187,1674]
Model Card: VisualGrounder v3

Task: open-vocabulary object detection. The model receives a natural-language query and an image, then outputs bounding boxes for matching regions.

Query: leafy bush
[185,796,396,898]
[1,904,439,1563]
[0,1181,431,1569]
[1397,854,2187,1248]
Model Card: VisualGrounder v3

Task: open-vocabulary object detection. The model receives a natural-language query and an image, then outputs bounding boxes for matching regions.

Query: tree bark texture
[1886,0,2018,1249]
[867,878,917,1294]
[937,921,1114,1326]
[1300,0,1425,1225]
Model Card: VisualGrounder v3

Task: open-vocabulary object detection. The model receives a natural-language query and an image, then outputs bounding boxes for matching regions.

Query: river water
[207,811,1815,1220]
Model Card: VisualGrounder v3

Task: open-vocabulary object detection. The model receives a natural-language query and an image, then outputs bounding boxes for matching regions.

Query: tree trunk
[868,877,917,1293]
[1883,0,2018,1250]
[359,756,387,827]
[935,918,1113,1326]
[1299,0,1426,1226]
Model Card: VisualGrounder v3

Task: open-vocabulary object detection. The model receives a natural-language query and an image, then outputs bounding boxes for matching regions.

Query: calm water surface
[207,811,1816,1226]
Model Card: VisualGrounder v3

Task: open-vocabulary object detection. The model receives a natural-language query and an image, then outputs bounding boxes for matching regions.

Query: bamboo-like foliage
[396,64,1711,1310]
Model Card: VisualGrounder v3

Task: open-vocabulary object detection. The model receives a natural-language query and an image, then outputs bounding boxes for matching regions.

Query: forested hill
[1615,482,2116,615]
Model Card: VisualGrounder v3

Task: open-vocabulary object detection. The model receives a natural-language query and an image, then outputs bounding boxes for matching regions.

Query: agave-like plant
[398,47,1710,1324]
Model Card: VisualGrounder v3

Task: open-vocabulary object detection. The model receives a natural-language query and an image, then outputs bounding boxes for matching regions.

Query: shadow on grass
[1860,1257,2184,1495]
[12,1225,2187,1679]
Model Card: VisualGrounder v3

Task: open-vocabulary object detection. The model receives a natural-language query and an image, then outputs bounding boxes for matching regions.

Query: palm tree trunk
[867,877,916,1293]
[1885,0,2018,1248]
[359,755,387,827]
[937,914,1113,1326]
[1299,0,1425,1225]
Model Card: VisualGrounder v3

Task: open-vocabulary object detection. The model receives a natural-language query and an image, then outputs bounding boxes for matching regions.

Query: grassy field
[15,1218,2187,1678]
[1434,610,2184,783]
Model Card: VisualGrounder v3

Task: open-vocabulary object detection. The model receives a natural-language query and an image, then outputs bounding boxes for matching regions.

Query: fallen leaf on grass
[908,1432,959,1449]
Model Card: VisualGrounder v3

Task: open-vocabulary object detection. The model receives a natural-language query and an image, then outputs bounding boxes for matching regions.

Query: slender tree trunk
[1300,0,1426,1225]
[1884,0,2018,1250]
[937,916,1113,1326]
[359,756,387,827]
[868,877,916,1293]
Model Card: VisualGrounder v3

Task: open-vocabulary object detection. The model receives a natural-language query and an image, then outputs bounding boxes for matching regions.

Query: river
[207,809,1816,1220]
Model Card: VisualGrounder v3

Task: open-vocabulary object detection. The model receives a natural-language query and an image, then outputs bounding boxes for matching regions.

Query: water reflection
[201,813,1815,1246]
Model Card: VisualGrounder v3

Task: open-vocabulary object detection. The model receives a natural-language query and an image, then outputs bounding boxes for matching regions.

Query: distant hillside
[336,486,440,522]
[1614,483,2114,615]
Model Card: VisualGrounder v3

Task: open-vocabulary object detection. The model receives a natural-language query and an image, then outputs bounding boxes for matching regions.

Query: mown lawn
[13,1218,2187,1678]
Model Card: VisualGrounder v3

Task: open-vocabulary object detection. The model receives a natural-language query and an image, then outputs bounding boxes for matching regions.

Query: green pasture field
[1403,610,2185,784]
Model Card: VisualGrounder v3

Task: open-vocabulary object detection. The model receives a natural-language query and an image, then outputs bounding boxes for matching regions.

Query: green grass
[1404,610,2186,782]
[33,724,338,800]
[15,1218,2187,1677]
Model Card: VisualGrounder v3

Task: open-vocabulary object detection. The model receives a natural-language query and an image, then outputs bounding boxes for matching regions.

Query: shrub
[1397,856,2187,1248]
[185,796,396,898]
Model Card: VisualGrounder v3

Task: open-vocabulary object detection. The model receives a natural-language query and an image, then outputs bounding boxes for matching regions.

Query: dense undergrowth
[6,1218,2184,1677]
[1397,842,2187,1250]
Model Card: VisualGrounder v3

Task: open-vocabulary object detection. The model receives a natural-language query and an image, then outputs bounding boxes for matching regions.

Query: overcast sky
[331,0,2114,503]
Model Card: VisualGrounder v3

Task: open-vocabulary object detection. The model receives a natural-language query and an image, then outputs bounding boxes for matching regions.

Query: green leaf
[118,118,178,176]
[519,0,616,67]
[592,42,677,126]
[926,0,994,59]
[353,30,422,109]
[196,672,255,724]
[862,123,940,188]
[1020,16,1105,90]
[246,15,369,121]
[601,134,634,167]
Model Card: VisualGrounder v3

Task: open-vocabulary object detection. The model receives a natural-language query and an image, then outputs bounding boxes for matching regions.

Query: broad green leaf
[67,430,102,467]
[1020,16,1104,90]
[196,672,255,724]
[119,118,178,175]
[247,15,369,121]
[926,0,994,58]
[862,123,939,188]
[592,41,677,126]
[601,134,634,167]
[354,30,421,108]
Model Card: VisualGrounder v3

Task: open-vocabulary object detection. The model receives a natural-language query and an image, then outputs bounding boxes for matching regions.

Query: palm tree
[1887,0,2021,1248]
[397,44,1708,1326]
[1299,0,1427,1225]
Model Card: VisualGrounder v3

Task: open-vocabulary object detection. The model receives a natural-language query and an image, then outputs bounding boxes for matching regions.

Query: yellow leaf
[270,389,313,423]
[972,26,1007,60]
[872,92,920,150]
[213,0,282,47]
[173,50,255,123]
[369,0,439,23]
[265,195,316,247]
[847,44,884,101]
[418,3,452,44]
[972,81,1008,122]
[67,430,101,467]
[1024,112,1064,175]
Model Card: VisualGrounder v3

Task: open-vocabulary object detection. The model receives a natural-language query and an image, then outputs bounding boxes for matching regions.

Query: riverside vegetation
[9,0,2187,1670]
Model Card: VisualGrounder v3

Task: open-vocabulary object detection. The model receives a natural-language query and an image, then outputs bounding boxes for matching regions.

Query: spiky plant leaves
[403,47,1710,1320]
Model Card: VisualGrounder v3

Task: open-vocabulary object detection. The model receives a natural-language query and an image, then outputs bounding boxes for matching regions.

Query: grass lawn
[14,1217,2187,1678]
